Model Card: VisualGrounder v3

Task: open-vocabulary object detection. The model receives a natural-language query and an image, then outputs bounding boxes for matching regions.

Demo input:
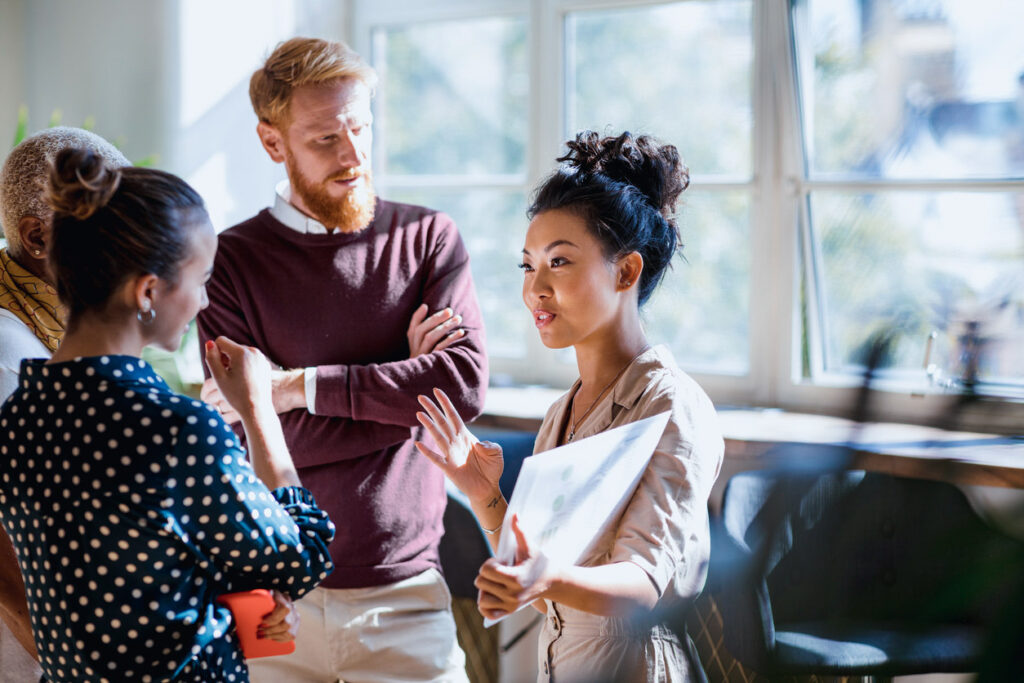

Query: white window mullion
[747,0,802,407]
[511,0,578,388]
[531,0,567,186]
[797,192,828,379]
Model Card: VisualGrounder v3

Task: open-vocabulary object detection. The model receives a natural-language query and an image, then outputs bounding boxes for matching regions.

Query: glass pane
[372,17,528,176]
[567,1,752,177]
[800,0,1024,179]
[810,191,1024,389]
[384,189,529,359]
[644,191,751,374]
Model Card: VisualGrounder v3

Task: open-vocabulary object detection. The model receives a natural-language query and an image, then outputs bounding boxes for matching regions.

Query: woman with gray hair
[0,127,128,679]
[0,126,130,395]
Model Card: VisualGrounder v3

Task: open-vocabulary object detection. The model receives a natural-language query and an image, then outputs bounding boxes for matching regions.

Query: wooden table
[477,388,1024,489]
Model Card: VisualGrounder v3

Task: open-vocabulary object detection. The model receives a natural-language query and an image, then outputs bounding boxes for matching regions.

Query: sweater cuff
[310,363,352,418]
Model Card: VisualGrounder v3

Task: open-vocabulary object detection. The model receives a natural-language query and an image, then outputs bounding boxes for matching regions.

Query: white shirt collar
[269,180,334,235]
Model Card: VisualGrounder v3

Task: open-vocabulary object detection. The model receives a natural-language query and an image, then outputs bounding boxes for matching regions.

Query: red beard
[285,151,376,233]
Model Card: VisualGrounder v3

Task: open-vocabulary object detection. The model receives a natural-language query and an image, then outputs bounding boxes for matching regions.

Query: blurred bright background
[1,0,1022,427]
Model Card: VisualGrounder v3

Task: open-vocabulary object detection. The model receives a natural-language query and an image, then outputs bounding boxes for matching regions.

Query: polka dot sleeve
[164,405,335,600]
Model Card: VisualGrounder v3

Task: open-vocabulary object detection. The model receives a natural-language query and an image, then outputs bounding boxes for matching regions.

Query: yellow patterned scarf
[0,247,65,353]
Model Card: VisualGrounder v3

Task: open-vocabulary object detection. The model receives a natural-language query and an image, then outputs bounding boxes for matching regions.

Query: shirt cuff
[304,366,318,414]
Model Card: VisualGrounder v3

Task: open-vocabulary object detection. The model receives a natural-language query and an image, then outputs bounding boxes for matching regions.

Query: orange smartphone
[216,589,296,659]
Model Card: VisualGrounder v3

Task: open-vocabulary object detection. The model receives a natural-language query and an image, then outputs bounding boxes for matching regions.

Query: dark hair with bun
[528,131,689,306]
[47,148,207,325]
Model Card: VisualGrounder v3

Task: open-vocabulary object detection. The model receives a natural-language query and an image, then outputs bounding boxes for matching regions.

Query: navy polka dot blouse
[0,356,335,682]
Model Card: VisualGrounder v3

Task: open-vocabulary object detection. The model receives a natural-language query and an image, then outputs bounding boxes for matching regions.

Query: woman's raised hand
[203,337,274,423]
[205,337,300,489]
[415,388,504,505]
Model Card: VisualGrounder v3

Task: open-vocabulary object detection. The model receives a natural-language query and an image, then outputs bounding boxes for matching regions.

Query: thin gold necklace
[567,345,650,442]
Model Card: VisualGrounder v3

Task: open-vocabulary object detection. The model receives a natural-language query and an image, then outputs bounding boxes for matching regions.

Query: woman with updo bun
[416,132,723,681]
[0,149,335,682]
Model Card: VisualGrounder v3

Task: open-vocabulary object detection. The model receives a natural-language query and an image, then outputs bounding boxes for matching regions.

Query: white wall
[167,0,349,230]
[21,0,172,165]
[2,0,351,232]
[0,0,26,154]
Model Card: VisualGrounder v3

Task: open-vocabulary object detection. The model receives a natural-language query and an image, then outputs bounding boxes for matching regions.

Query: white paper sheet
[483,411,671,627]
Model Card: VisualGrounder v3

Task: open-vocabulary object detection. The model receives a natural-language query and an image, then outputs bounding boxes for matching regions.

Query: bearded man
[197,37,486,682]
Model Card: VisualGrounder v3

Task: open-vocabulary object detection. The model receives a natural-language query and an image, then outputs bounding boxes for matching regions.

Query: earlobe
[257,122,286,163]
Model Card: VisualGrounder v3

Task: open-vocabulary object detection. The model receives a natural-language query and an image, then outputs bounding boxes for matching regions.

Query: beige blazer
[531,345,723,683]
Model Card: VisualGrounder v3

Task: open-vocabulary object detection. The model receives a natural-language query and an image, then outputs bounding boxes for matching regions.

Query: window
[365,13,531,362]
[793,0,1024,408]
[355,0,757,390]
[353,0,1024,429]
[566,1,753,375]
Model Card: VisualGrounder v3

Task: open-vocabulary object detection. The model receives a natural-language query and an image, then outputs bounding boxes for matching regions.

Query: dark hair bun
[47,147,122,220]
[47,153,206,325]
[558,131,689,224]
[530,131,691,306]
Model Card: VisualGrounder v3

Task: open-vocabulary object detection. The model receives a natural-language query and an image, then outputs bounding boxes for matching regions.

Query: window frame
[349,0,1024,433]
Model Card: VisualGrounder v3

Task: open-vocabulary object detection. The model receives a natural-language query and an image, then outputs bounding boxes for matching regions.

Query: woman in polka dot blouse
[0,149,335,682]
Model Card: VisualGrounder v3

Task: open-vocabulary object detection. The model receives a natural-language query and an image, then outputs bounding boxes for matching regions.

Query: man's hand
[202,366,306,424]
[407,304,465,358]
[201,378,240,424]
[270,369,307,414]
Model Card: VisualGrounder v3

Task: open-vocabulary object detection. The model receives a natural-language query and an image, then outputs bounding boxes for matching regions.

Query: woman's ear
[616,252,644,292]
[17,216,49,260]
[130,273,161,315]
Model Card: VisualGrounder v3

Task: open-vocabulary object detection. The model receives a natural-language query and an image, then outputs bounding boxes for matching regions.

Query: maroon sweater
[197,200,488,588]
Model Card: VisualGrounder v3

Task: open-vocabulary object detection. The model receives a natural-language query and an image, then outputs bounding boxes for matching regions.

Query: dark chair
[474,427,537,502]
[438,427,536,597]
[713,467,1023,681]
[437,426,543,671]
[439,483,493,599]
[438,483,500,683]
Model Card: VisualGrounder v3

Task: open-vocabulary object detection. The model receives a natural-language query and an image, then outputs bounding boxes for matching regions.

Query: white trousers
[247,568,468,683]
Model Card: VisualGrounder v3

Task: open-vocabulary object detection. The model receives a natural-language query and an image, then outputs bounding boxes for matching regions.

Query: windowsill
[792,370,1024,403]
[476,387,1024,489]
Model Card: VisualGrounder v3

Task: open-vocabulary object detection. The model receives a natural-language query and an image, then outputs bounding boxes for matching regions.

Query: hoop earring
[137,304,156,325]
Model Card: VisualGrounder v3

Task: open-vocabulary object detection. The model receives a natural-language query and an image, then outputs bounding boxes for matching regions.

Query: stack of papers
[485,411,671,626]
